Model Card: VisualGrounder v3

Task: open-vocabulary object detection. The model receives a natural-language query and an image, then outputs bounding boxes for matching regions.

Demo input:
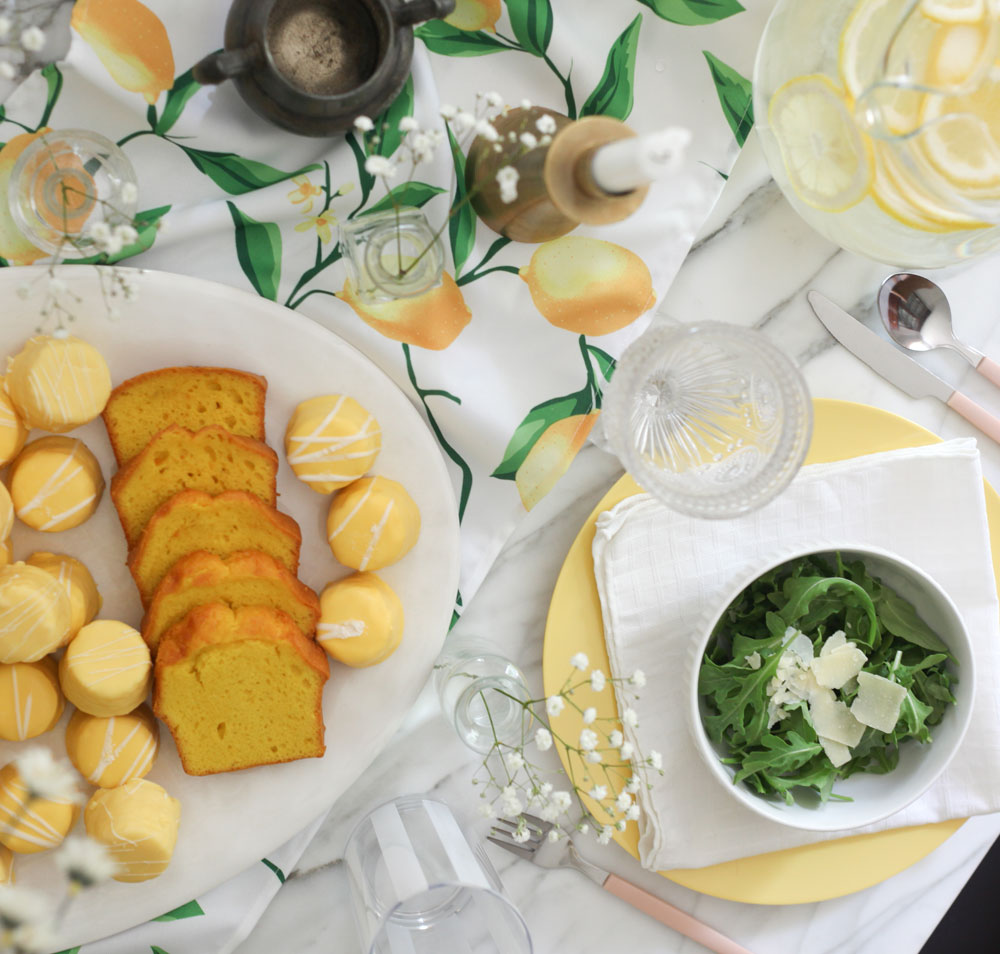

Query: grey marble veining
[235,132,1000,954]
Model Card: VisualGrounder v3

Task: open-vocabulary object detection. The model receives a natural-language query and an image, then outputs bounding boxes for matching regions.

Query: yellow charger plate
[543,399,998,905]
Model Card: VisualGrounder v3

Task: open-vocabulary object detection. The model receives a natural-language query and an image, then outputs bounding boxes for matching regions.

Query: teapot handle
[393,0,456,27]
[192,46,258,86]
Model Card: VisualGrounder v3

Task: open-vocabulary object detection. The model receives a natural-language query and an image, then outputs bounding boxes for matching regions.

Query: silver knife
[808,291,1000,445]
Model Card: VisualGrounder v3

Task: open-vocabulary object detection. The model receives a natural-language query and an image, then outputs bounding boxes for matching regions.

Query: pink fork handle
[603,873,755,954]
[947,391,1000,445]
[976,356,1000,388]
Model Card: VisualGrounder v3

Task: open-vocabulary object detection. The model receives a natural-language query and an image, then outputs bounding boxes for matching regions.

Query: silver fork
[489,814,755,954]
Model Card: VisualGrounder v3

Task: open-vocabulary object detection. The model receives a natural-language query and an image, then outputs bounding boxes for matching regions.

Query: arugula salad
[698,552,957,804]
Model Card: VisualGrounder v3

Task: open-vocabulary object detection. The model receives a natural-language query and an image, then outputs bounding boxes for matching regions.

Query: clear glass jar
[339,207,445,304]
[8,129,139,258]
[754,0,1000,268]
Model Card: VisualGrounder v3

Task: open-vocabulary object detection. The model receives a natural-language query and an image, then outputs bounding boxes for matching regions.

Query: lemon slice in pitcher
[768,74,873,212]
[920,78,1000,190]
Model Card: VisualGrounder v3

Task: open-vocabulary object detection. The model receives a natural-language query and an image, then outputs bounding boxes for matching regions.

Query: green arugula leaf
[877,588,951,654]
[504,0,554,56]
[637,0,744,25]
[155,66,201,135]
[703,51,753,147]
[226,201,282,301]
[733,731,823,784]
[415,21,510,56]
[580,14,642,120]
[181,146,320,195]
[360,181,446,217]
[779,576,878,647]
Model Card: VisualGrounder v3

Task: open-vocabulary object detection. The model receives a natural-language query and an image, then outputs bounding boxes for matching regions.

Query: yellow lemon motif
[71,0,175,105]
[519,237,655,337]
[338,272,472,350]
[515,412,598,511]
[445,0,502,32]
[0,131,49,265]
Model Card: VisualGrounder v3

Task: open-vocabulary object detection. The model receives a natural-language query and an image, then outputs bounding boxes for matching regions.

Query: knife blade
[807,290,1000,445]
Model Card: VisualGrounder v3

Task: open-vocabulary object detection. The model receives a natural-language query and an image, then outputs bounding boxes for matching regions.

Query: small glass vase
[339,207,445,304]
[8,129,139,259]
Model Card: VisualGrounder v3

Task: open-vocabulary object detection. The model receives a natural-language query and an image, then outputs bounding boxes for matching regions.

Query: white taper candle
[589,127,692,194]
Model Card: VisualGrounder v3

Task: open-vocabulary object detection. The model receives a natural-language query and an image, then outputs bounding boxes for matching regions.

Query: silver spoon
[877,273,1000,387]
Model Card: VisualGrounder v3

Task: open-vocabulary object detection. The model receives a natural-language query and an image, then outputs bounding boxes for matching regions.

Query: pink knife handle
[603,873,755,954]
[947,391,1000,444]
[976,356,1000,388]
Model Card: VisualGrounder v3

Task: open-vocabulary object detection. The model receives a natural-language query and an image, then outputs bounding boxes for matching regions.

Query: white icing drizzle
[15,442,94,526]
[26,341,102,426]
[359,499,394,571]
[69,632,150,687]
[327,480,377,541]
[317,619,366,640]
[0,574,64,661]
[38,492,97,531]
[88,717,156,784]
[287,398,380,466]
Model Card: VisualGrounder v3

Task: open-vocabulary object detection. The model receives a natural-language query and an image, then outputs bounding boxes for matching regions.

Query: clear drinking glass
[345,795,533,954]
[8,129,139,258]
[434,636,533,754]
[339,207,445,303]
[599,320,812,519]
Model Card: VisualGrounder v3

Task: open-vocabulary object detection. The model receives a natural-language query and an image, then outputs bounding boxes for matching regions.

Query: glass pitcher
[754,0,1000,267]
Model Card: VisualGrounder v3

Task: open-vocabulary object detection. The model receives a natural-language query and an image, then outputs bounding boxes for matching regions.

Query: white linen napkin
[593,439,1000,871]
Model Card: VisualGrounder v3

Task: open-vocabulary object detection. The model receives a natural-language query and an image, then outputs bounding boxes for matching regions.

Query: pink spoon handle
[947,391,1000,444]
[603,873,755,954]
[976,356,1000,388]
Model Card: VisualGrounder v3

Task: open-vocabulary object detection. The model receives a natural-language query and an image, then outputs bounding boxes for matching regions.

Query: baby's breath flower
[48,278,67,295]
[582,707,597,725]
[648,749,663,771]
[0,16,11,39]
[588,785,608,801]
[625,804,640,821]
[52,326,70,340]
[619,741,635,760]
[519,132,538,149]
[56,836,117,891]
[20,26,45,53]
[625,775,640,795]
[520,99,532,110]
[578,822,590,835]
[630,669,647,688]
[622,708,639,728]
[615,791,632,812]
[579,728,598,751]
[545,695,565,717]
[478,801,495,819]
[452,111,477,135]
[615,819,627,832]
[484,91,504,108]
[15,749,80,802]
[512,826,531,843]
[608,729,623,748]
[536,114,557,135]
[539,134,552,146]
[534,727,552,751]
[119,181,139,204]
[439,104,457,120]
[570,652,589,671]
[546,828,561,843]
[113,224,138,247]
[584,750,602,763]
[0,61,16,81]
[500,785,523,816]
[10,921,60,954]
[496,165,519,204]
[398,116,420,132]
[597,825,614,845]
[551,791,571,812]
[364,155,397,179]
[590,669,606,692]
[0,887,53,932]
[353,115,374,132]
[475,119,499,142]
[505,750,525,772]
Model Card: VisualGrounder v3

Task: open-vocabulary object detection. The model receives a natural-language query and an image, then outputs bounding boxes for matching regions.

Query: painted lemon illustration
[71,0,175,105]
[338,273,472,350]
[445,0,502,32]
[515,412,598,511]
[520,236,655,336]
[0,130,50,266]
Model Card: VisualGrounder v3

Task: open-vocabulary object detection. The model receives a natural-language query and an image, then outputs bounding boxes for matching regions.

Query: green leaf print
[52,948,80,954]
[180,146,320,195]
[415,20,510,56]
[580,15,642,120]
[367,76,414,159]
[154,65,202,135]
[504,0,554,57]
[447,128,476,275]
[227,201,283,301]
[262,857,286,882]
[37,63,62,130]
[154,899,205,921]
[361,181,446,217]
[69,205,171,264]
[492,387,593,481]
[151,947,171,954]
[703,51,754,147]
[637,0,744,25]
[586,345,617,382]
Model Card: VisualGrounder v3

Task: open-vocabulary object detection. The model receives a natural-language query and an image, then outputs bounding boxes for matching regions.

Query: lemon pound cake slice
[153,603,329,775]
[103,366,267,465]
[142,550,320,654]
[111,425,279,547]
[128,491,302,606]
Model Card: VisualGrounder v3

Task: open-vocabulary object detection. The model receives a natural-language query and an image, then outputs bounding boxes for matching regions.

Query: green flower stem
[543,53,577,119]
[116,129,154,148]
[286,287,339,310]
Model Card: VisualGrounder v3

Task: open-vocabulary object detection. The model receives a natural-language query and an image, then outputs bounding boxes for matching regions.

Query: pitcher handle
[393,0,456,27]
[192,46,259,86]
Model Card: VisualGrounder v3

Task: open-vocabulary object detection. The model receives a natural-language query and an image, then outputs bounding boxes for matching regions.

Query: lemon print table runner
[0,1,771,950]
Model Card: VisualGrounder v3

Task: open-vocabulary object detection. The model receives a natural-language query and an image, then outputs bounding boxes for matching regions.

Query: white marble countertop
[234,133,1000,954]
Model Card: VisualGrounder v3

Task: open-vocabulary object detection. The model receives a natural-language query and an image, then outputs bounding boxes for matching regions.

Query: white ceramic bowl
[686,544,976,832]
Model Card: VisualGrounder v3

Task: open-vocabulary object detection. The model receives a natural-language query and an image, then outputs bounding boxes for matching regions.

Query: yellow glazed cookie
[65,705,159,788]
[9,437,104,532]
[0,543,10,570]
[0,657,64,740]
[84,778,180,882]
[326,476,420,571]
[0,483,12,543]
[59,620,152,718]
[26,552,102,642]
[0,845,12,884]
[5,334,111,432]
[0,562,72,663]
[0,762,78,853]
[285,395,381,494]
[0,383,26,467]
[317,572,403,667]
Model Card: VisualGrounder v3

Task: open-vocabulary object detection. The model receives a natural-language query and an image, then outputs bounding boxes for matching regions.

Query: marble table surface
[234,133,1000,954]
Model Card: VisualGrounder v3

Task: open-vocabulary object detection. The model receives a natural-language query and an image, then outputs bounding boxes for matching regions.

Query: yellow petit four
[5,334,111,432]
[26,552,101,642]
[0,562,72,663]
[0,543,10,570]
[0,382,27,467]
[0,762,78,853]
[0,845,13,884]
[317,572,403,667]
[65,705,159,788]
[84,778,180,882]
[326,476,420,571]
[285,395,381,494]
[59,620,152,718]
[0,483,12,543]
[0,657,64,741]
[9,437,104,532]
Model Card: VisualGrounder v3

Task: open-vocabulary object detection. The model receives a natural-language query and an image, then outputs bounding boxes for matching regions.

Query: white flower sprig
[14,749,80,804]
[56,836,117,894]
[0,0,57,83]
[471,653,664,843]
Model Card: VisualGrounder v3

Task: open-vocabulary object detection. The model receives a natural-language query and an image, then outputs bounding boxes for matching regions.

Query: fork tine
[490,817,518,834]
[519,812,552,833]
[486,834,536,860]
